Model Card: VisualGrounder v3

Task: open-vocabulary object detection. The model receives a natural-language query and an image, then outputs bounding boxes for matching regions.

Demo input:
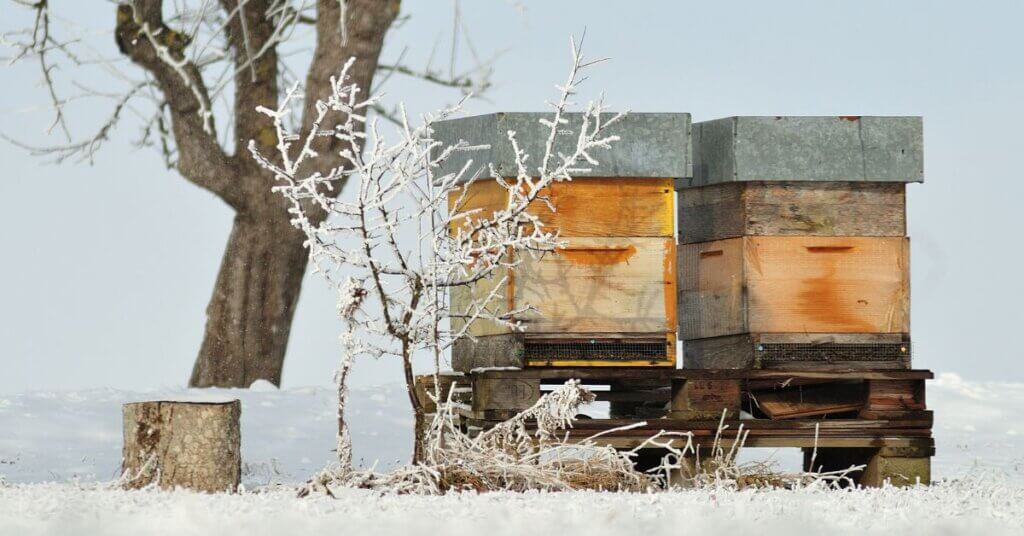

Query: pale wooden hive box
[433,113,692,371]
[678,116,923,370]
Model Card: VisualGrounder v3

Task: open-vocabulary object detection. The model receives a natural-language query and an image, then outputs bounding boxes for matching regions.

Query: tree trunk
[189,207,308,387]
[122,400,241,492]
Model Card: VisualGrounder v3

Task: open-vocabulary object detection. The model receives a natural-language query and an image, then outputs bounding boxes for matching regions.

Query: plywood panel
[449,178,674,237]
[679,238,747,339]
[746,236,909,333]
[514,237,675,334]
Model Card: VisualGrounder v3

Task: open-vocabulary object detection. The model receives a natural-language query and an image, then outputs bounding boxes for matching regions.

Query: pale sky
[2,1,1022,392]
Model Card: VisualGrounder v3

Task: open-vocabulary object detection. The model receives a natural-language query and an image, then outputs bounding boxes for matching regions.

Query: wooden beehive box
[677,116,923,370]
[433,113,692,371]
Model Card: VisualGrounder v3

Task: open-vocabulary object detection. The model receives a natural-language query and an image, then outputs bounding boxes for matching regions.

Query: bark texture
[121,400,241,492]
[190,210,308,387]
[115,0,400,387]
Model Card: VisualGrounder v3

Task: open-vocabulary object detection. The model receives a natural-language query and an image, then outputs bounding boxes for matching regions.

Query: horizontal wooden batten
[469,367,934,382]
[449,177,674,238]
[677,181,907,244]
[680,236,910,340]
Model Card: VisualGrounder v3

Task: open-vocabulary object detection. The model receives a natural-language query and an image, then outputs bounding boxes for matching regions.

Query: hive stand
[440,367,933,488]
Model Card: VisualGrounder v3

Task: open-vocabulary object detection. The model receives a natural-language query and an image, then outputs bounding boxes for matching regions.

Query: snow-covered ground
[1,372,1023,534]
[1,478,1023,536]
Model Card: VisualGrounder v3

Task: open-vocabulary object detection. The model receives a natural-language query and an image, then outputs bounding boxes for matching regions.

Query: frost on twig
[300,379,651,495]
[251,35,624,469]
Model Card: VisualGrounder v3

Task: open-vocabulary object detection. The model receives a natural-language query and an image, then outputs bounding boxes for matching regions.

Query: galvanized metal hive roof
[682,116,924,187]
[431,112,693,180]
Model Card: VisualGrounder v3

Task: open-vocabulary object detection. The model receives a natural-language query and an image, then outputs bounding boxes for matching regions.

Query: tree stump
[122,400,241,493]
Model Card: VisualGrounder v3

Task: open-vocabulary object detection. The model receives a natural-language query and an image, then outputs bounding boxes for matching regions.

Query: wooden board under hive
[679,235,910,369]
[449,177,677,371]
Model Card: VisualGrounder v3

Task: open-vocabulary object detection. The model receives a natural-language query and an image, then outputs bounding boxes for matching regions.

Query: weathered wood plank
[679,239,746,339]
[861,379,926,413]
[680,236,910,339]
[683,334,756,369]
[747,236,910,334]
[670,379,741,420]
[678,182,907,244]
[592,436,933,450]
[451,333,525,373]
[753,382,864,419]
[516,237,676,334]
[862,453,931,487]
[472,367,934,381]
[472,378,540,412]
[414,372,467,413]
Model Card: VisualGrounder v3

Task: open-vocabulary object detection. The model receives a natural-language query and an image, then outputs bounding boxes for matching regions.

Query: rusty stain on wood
[795,263,876,333]
[558,245,637,265]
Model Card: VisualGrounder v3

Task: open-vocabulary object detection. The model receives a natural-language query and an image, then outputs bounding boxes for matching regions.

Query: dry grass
[299,382,862,496]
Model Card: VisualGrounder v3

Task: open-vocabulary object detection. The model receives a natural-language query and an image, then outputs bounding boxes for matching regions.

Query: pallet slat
[470,368,934,381]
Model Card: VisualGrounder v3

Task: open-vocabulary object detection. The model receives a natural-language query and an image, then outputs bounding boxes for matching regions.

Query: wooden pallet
[456,367,934,487]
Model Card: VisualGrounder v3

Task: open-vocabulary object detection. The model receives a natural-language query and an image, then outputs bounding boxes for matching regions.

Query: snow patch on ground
[1,373,1024,534]
[0,384,413,485]
[1,478,1022,536]
[0,372,1022,484]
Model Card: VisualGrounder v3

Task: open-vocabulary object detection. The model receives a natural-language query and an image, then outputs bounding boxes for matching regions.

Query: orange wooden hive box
[678,116,923,369]
[433,113,692,371]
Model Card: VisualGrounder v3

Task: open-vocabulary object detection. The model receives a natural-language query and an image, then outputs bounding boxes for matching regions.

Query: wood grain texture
[678,181,906,244]
[862,379,926,412]
[680,236,910,339]
[516,237,676,334]
[451,333,524,373]
[449,177,674,237]
[449,267,513,338]
[670,379,741,419]
[746,236,910,334]
[754,382,864,419]
[862,453,931,487]
[679,239,746,339]
[472,378,540,412]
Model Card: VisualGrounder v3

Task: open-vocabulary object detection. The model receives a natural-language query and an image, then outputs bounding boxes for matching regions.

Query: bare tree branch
[115,1,241,207]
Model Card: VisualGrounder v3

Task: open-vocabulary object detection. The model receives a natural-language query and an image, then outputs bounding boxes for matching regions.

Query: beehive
[677,116,923,369]
[433,113,692,371]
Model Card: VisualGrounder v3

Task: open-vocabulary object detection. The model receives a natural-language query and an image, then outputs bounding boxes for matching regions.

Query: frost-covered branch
[251,37,623,466]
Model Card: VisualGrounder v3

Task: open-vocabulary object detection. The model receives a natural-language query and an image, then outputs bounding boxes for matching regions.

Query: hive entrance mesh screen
[757,342,911,363]
[525,341,668,362]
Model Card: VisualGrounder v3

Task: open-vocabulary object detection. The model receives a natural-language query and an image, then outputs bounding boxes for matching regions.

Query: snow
[1,479,1022,536]
[1,373,1023,534]
[0,384,414,485]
